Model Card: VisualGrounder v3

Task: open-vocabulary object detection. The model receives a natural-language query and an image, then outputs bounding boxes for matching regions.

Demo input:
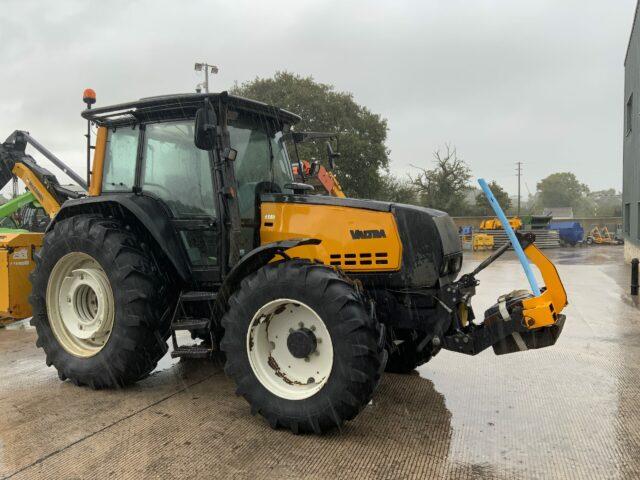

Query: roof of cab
[81,92,301,128]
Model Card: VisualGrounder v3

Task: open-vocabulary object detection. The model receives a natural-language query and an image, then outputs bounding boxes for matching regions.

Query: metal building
[624,1,640,261]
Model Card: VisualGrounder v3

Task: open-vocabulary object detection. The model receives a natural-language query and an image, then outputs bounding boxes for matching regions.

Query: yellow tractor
[0,91,568,434]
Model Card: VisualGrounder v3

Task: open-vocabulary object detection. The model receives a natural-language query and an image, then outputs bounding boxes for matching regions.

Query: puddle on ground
[153,349,182,372]
[415,247,640,478]
[2,318,34,330]
[152,331,210,373]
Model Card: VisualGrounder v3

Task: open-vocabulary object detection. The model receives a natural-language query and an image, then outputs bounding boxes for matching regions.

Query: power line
[516,162,522,216]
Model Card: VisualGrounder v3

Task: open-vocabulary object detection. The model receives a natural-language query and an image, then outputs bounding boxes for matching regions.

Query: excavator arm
[292,159,346,197]
[0,130,85,217]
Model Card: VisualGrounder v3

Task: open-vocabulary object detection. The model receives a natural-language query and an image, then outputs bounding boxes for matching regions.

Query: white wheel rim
[246,298,333,400]
[46,252,115,358]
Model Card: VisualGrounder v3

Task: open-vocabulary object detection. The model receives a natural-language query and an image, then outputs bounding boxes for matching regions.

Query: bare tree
[409,144,472,215]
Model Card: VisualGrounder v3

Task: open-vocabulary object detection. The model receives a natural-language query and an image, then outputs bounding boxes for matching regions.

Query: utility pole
[194,62,219,93]
[516,162,522,217]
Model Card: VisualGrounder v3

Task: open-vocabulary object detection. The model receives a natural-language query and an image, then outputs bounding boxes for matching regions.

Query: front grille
[330,252,388,267]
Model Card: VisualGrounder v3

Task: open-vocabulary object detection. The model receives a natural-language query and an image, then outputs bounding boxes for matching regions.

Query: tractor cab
[83,93,302,278]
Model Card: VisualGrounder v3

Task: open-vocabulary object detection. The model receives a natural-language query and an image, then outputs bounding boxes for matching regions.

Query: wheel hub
[46,252,115,357]
[246,299,334,400]
[59,268,111,340]
[287,327,317,358]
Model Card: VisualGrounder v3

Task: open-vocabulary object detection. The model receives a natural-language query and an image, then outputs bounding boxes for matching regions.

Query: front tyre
[221,259,383,434]
[30,215,174,388]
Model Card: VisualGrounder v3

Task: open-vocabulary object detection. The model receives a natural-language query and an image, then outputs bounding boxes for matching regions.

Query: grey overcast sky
[0,0,635,196]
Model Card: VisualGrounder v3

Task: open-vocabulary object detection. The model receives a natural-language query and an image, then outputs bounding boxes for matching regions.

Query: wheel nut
[307,377,315,384]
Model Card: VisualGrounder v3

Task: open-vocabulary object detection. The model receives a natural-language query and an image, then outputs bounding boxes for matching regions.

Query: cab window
[102,126,138,192]
[141,121,216,218]
[229,116,293,222]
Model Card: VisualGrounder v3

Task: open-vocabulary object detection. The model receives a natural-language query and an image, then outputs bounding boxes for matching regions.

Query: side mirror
[194,103,217,150]
[284,182,315,194]
[326,142,340,169]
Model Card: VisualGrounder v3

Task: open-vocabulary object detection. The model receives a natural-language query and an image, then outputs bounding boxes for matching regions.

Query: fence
[452,216,622,232]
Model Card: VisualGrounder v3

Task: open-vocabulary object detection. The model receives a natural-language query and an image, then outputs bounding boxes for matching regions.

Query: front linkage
[440,231,568,356]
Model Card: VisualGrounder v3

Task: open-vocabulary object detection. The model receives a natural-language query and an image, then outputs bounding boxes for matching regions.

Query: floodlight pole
[194,62,219,93]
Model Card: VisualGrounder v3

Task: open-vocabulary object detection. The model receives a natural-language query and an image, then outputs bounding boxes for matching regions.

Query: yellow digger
[0,90,568,434]
[0,132,84,324]
[479,217,522,231]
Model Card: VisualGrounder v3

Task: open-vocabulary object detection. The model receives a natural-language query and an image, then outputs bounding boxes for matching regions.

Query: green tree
[231,72,390,199]
[378,174,417,203]
[536,172,589,211]
[589,189,622,217]
[475,180,511,215]
[410,145,472,215]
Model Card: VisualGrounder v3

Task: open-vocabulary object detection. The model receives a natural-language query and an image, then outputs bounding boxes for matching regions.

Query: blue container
[549,221,584,245]
[459,225,473,236]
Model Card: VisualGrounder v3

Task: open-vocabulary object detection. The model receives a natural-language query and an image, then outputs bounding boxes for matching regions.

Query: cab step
[169,289,218,360]
[171,317,210,331]
[180,291,217,302]
[170,345,213,359]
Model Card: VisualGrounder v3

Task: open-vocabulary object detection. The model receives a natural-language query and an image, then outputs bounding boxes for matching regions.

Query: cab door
[140,120,220,283]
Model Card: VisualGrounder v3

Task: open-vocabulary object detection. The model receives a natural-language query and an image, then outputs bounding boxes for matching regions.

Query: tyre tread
[30,214,175,388]
[221,258,383,434]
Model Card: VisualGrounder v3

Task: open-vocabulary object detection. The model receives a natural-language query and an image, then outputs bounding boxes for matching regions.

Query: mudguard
[215,238,321,311]
[47,194,191,282]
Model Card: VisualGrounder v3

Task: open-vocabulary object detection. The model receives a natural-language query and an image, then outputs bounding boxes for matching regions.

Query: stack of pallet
[481,229,561,249]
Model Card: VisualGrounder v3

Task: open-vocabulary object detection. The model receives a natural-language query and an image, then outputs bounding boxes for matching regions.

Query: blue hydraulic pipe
[478,178,541,296]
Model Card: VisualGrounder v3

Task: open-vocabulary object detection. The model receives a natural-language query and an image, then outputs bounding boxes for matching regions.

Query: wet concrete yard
[1,246,639,479]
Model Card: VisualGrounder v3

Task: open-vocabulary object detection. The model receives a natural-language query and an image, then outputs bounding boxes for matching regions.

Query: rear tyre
[385,329,431,374]
[221,259,383,434]
[30,214,174,388]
